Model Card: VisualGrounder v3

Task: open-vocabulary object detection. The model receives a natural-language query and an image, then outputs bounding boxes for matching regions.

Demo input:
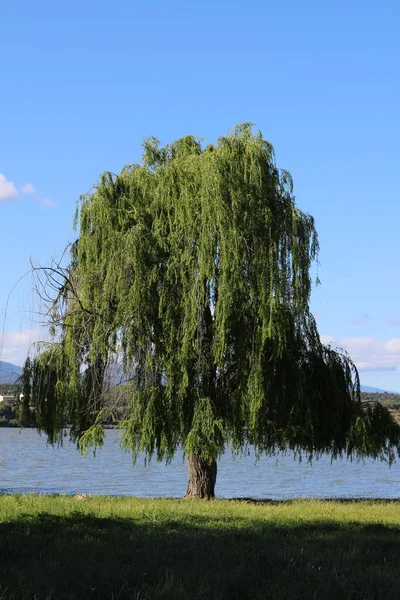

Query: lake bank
[0,495,399,599]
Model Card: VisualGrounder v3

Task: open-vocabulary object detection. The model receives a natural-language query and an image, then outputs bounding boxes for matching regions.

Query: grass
[0,495,399,599]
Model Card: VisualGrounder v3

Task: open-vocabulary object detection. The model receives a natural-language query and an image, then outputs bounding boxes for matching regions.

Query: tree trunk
[185,454,217,499]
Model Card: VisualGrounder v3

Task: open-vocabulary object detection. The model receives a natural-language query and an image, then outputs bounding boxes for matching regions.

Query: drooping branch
[22,124,399,469]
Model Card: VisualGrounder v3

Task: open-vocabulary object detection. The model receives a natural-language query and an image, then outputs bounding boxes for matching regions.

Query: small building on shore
[0,395,15,404]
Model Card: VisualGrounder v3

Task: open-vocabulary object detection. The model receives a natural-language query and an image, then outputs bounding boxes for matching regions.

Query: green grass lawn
[0,495,399,599]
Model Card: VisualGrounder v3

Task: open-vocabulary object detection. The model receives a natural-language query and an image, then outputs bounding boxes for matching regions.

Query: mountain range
[0,360,22,384]
[360,385,398,394]
[0,360,397,393]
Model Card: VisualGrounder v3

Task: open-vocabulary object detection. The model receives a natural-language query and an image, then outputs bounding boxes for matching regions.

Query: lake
[0,428,399,499]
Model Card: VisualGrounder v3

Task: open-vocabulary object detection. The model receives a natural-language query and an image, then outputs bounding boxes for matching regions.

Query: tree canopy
[25,124,400,497]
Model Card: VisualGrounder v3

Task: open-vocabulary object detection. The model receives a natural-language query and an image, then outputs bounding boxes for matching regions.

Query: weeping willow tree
[25,124,400,498]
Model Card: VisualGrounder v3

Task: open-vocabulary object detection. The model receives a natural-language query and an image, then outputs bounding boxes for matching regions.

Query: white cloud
[0,174,18,202]
[340,337,375,351]
[21,182,35,194]
[41,196,54,207]
[383,339,400,353]
[0,327,43,366]
[321,334,400,373]
[0,176,52,207]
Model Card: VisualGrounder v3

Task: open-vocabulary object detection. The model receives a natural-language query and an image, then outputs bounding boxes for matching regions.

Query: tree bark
[185,454,217,499]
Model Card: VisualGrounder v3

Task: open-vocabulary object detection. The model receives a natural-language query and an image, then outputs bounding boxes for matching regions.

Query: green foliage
[361,392,400,411]
[17,356,32,426]
[0,383,34,427]
[0,383,18,396]
[0,403,17,426]
[25,124,400,465]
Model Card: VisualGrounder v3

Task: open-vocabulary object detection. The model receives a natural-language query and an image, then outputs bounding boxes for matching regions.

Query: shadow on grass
[0,511,399,600]
[231,497,400,505]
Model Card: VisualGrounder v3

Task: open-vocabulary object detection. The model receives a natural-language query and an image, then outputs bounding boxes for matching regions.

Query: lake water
[0,428,399,499]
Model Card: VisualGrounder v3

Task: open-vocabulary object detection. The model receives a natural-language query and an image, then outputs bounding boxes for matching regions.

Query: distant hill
[0,361,22,384]
[360,385,399,394]
[0,360,397,395]
[360,390,400,424]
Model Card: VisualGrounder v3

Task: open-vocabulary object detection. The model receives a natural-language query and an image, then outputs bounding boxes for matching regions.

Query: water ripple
[0,428,399,499]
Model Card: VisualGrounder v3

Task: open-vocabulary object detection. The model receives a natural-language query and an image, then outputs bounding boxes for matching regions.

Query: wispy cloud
[321,335,400,373]
[0,175,53,207]
[0,174,18,203]
[21,182,35,194]
[0,327,44,366]
[383,339,400,353]
[40,196,54,207]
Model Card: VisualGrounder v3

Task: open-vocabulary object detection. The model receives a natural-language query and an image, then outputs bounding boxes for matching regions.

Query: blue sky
[1,0,400,390]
